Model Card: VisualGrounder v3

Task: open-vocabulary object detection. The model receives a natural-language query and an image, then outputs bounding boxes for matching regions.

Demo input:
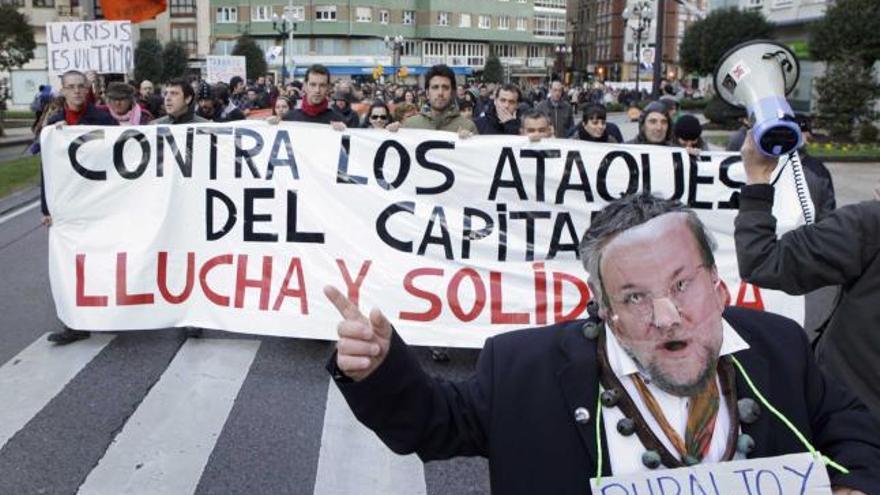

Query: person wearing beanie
[673,114,707,154]
[628,101,672,145]
[195,81,219,121]
[104,81,152,126]
[331,90,361,128]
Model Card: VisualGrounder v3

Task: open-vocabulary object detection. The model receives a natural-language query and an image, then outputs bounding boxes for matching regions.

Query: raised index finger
[323,285,364,321]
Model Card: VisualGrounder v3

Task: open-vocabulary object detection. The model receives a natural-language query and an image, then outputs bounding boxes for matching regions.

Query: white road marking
[313,381,427,495]
[0,332,114,449]
[78,338,260,495]
[0,200,40,226]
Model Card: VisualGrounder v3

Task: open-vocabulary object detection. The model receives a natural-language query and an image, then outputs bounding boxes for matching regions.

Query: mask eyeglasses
[607,264,711,322]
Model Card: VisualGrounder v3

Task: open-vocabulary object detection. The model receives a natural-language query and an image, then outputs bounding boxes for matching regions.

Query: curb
[0,186,41,218]
[0,137,35,148]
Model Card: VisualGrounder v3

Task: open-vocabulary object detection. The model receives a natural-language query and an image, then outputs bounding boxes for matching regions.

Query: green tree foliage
[810,0,880,67]
[482,53,504,84]
[814,56,880,141]
[679,8,774,76]
[134,38,164,84]
[232,36,267,82]
[0,5,36,72]
[161,40,189,82]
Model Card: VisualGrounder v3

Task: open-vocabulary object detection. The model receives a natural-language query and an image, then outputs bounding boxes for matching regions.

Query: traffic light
[398,66,409,79]
[373,64,384,80]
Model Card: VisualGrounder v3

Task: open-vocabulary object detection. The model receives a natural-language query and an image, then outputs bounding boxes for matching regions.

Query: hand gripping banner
[41,122,809,347]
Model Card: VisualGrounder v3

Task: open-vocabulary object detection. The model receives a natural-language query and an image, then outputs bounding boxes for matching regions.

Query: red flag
[101,0,167,23]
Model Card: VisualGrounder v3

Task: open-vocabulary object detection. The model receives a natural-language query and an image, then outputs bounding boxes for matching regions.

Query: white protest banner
[590,452,832,495]
[46,21,133,76]
[41,123,809,347]
[206,56,247,84]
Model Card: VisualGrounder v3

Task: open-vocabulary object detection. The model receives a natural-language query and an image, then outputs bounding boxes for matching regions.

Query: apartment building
[209,0,568,83]
[571,0,705,85]
[3,0,211,108]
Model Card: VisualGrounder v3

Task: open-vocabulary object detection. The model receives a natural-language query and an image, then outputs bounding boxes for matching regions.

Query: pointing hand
[324,285,393,382]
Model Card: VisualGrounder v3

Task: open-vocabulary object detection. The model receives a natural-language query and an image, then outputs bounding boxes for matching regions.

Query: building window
[437,11,449,26]
[356,6,371,22]
[494,44,517,57]
[534,0,565,8]
[498,16,510,30]
[251,5,271,21]
[747,0,763,9]
[379,9,389,24]
[528,45,546,58]
[459,13,471,28]
[171,25,197,56]
[478,15,491,29]
[516,17,527,30]
[288,6,305,20]
[533,14,565,37]
[401,40,419,56]
[402,10,415,25]
[33,0,55,7]
[216,7,237,23]
[315,5,336,21]
[169,0,194,15]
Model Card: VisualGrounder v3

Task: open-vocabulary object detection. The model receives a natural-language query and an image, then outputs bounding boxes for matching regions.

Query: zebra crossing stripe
[78,338,260,495]
[0,332,114,450]
[313,381,427,495]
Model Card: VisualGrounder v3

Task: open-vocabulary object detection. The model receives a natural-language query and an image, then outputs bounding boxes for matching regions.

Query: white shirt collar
[604,318,750,378]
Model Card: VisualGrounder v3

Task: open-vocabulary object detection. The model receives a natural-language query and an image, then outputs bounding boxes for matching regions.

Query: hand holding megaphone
[325,285,392,382]
[741,130,779,185]
[714,40,802,157]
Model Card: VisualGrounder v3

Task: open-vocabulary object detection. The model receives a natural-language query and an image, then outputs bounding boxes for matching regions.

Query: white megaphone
[714,40,801,157]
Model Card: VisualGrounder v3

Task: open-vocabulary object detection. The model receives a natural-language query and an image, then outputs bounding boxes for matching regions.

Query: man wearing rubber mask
[324,190,880,493]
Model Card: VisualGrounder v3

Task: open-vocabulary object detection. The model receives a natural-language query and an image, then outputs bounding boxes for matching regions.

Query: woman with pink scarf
[104,82,153,125]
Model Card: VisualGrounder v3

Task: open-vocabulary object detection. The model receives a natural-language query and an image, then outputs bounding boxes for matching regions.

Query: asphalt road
[0,151,876,494]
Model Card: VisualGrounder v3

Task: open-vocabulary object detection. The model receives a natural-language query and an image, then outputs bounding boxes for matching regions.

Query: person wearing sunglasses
[363,101,394,130]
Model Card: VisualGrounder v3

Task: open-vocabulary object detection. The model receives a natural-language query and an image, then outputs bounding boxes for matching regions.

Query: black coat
[282,107,345,125]
[331,307,880,494]
[474,104,521,136]
[736,184,880,420]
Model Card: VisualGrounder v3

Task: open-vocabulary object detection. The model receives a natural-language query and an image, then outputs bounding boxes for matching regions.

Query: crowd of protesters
[33,64,837,359]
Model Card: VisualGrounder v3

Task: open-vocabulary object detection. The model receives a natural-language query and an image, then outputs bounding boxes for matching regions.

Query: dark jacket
[799,152,836,220]
[333,103,363,129]
[572,124,619,143]
[282,107,345,125]
[42,104,118,215]
[474,103,520,136]
[536,98,574,138]
[150,109,209,125]
[330,308,880,494]
[735,184,880,420]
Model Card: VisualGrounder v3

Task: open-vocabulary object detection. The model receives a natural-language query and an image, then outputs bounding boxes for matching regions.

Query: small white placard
[205,55,247,84]
[590,452,831,495]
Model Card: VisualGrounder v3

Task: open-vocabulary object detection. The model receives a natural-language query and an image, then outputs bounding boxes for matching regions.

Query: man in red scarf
[281,64,346,130]
[42,70,117,345]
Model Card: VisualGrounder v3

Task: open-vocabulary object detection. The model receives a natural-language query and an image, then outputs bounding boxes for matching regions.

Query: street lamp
[272,1,298,84]
[621,1,652,96]
[384,35,405,84]
[554,45,571,82]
